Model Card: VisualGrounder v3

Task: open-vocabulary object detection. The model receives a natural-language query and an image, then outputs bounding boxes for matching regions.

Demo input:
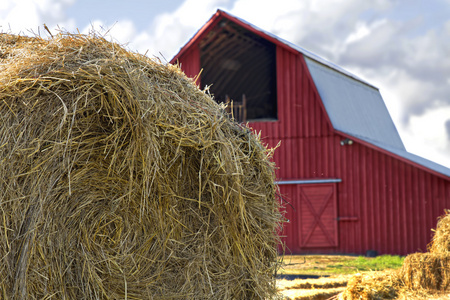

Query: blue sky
[1,0,449,168]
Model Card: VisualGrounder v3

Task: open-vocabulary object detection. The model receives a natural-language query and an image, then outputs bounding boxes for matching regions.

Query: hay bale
[0,33,282,299]
[400,253,450,291]
[428,210,450,254]
[339,271,400,300]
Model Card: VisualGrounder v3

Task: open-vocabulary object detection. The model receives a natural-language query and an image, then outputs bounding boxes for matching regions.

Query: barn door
[298,184,338,248]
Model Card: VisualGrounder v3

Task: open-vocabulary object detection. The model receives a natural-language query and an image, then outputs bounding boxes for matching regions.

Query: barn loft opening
[199,18,277,122]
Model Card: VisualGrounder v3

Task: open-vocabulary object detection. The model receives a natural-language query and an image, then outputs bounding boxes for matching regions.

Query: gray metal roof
[304,56,406,151]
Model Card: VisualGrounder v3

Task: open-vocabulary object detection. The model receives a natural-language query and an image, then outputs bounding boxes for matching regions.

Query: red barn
[171,9,450,256]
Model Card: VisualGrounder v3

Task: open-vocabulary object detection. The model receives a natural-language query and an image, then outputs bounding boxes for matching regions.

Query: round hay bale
[399,253,450,292]
[428,210,450,254]
[0,33,282,299]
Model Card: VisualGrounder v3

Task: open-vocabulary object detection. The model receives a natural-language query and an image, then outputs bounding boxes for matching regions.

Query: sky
[1,0,449,168]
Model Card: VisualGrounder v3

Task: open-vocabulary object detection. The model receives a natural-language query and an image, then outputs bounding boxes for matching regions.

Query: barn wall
[279,134,450,256]
[337,141,449,255]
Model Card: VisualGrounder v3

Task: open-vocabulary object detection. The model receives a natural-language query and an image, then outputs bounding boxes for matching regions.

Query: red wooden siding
[176,46,201,84]
[279,136,450,255]
[174,23,450,256]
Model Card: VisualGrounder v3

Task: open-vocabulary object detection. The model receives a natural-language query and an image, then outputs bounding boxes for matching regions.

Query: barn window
[199,19,277,122]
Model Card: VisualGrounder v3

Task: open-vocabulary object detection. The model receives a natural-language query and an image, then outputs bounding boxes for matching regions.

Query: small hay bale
[400,253,450,291]
[0,33,282,299]
[339,271,400,300]
[428,210,450,254]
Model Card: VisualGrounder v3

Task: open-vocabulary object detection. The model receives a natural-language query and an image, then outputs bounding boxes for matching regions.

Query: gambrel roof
[304,57,405,151]
[171,9,450,179]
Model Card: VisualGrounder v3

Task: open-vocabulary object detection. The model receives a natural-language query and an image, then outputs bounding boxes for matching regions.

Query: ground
[277,255,450,300]
[277,255,356,300]
[279,255,363,276]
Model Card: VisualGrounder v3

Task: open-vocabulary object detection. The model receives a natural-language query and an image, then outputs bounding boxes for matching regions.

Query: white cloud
[401,106,450,168]
[408,107,450,149]
[231,0,303,35]
[0,0,41,33]
[345,21,372,44]
[0,0,75,34]
[143,0,231,58]
[81,19,136,45]
[77,0,231,58]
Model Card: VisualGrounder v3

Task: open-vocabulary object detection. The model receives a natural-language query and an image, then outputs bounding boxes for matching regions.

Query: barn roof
[304,57,405,151]
[171,9,450,179]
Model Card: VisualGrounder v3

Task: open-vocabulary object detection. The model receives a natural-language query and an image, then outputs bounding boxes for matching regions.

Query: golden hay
[338,211,450,300]
[0,33,282,299]
[338,270,400,300]
[428,210,450,254]
[400,253,450,291]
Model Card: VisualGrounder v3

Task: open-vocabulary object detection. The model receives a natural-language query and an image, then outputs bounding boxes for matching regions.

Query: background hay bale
[400,253,450,291]
[338,270,400,300]
[428,210,450,254]
[338,210,450,300]
[0,33,282,299]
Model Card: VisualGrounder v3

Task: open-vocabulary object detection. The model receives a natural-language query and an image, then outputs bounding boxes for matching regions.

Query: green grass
[326,255,404,273]
[279,255,405,276]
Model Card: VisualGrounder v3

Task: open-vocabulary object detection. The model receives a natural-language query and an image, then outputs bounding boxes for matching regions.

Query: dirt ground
[277,255,354,299]
[279,255,360,275]
[277,274,349,300]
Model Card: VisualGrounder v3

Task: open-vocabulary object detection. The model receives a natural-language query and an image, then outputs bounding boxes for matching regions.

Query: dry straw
[400,253,450,291]
[338,270,400,300]
[0,33,282,299]
[428,209,450,254]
